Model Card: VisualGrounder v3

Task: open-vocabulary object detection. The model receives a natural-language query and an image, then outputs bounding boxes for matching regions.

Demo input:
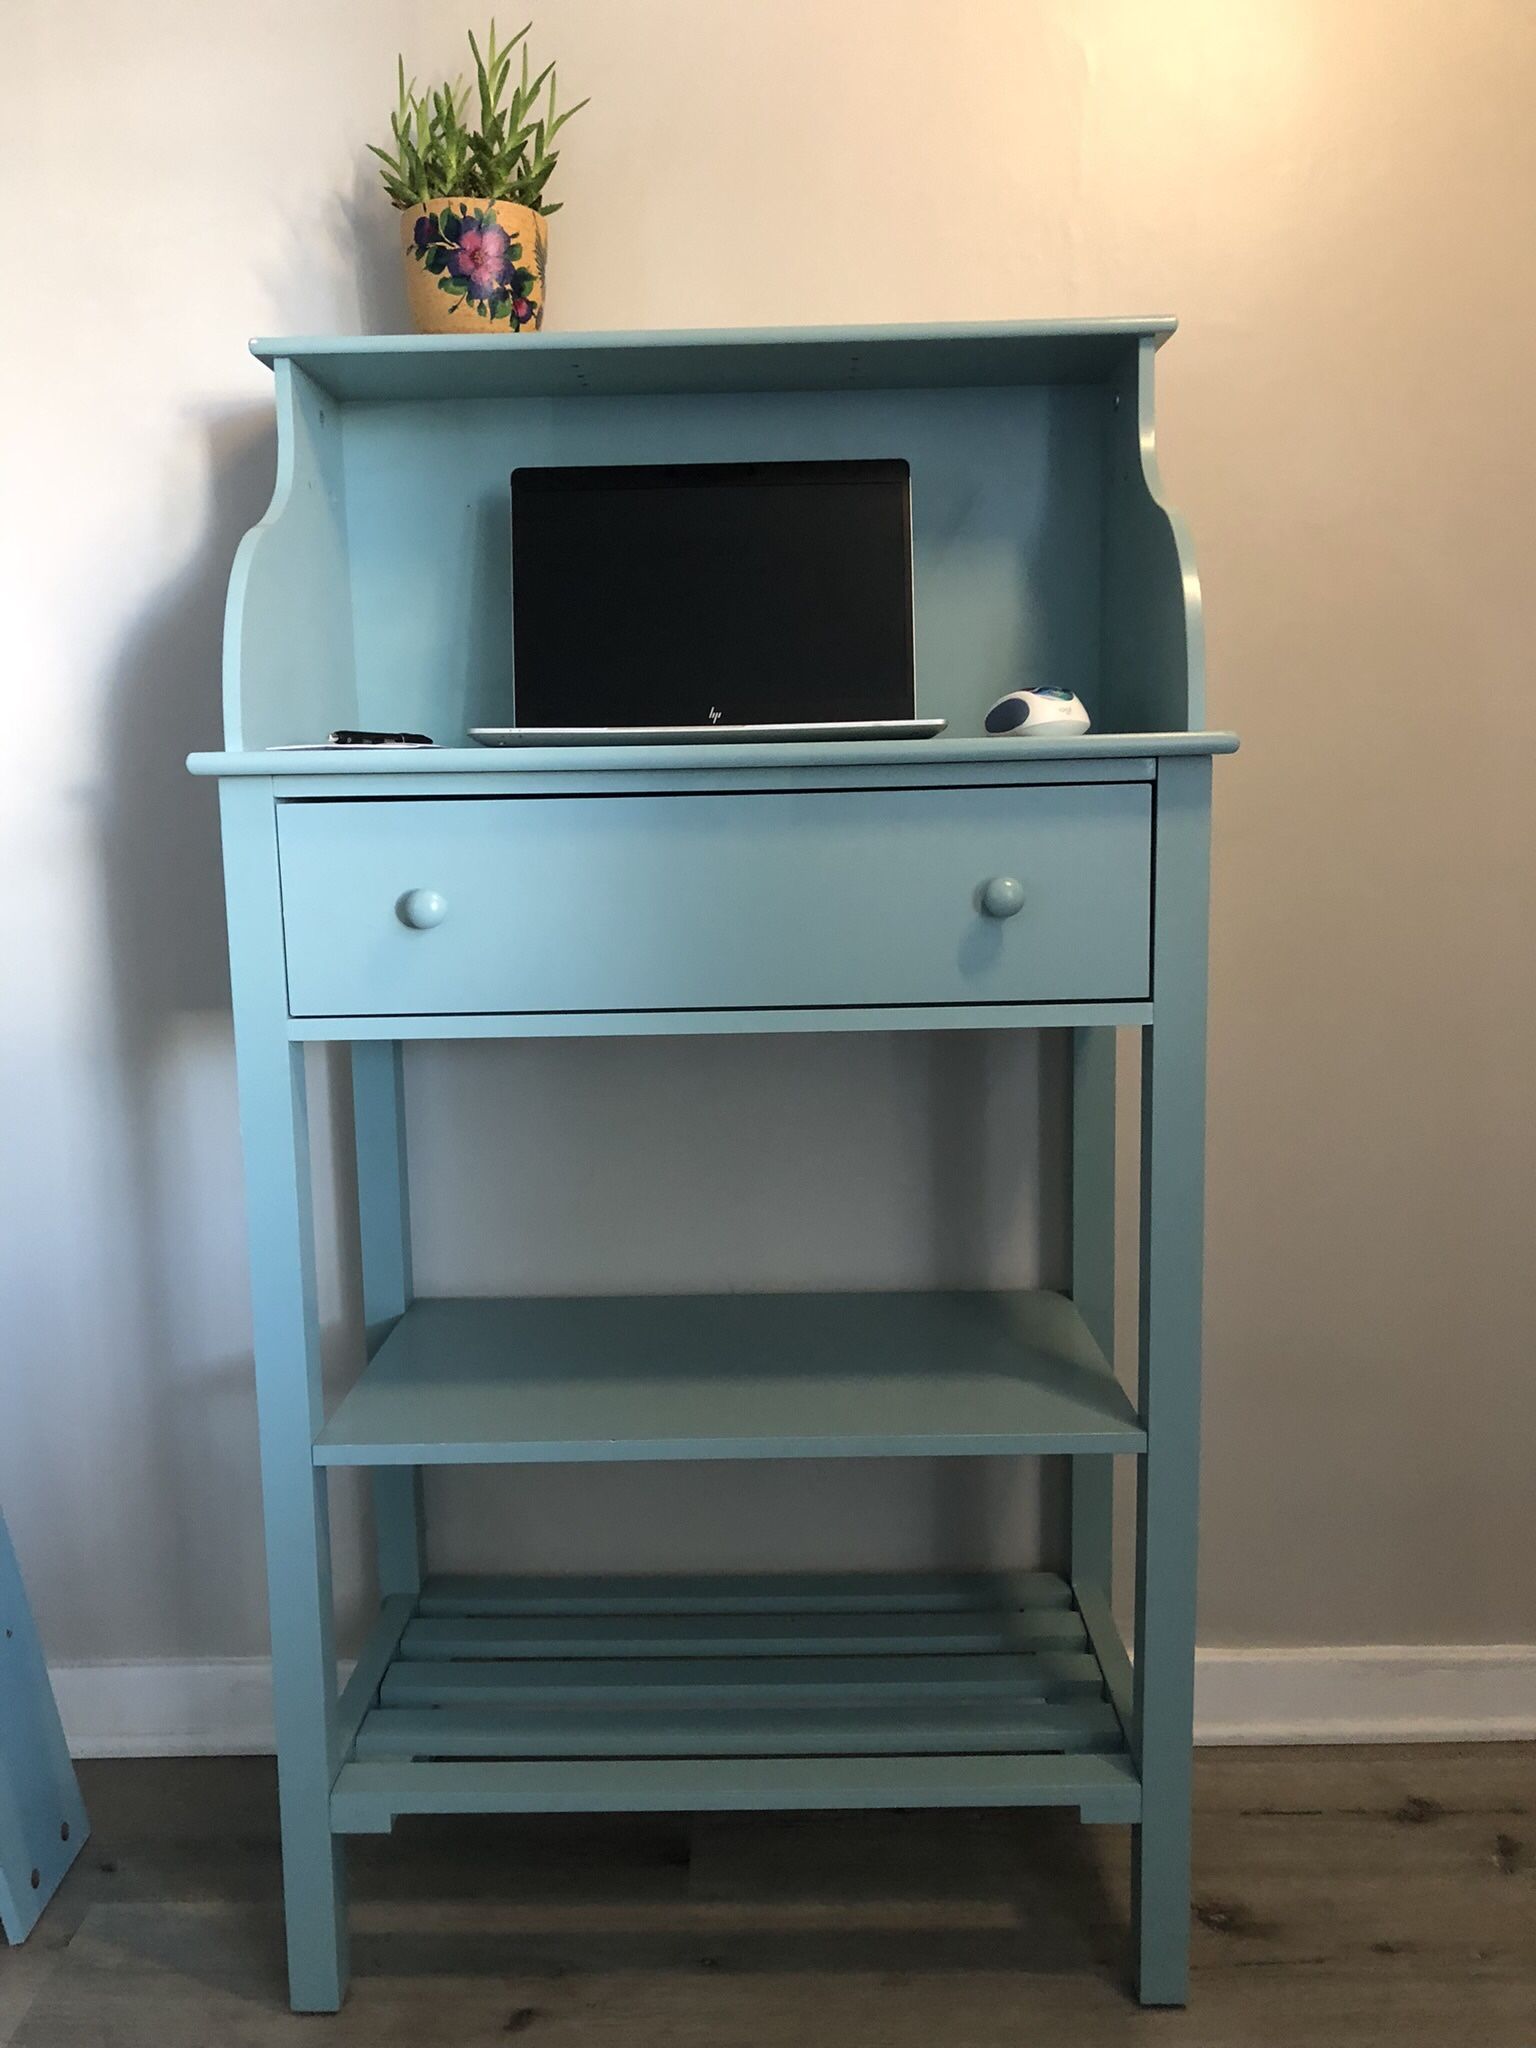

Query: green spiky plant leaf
[370,20,587,214]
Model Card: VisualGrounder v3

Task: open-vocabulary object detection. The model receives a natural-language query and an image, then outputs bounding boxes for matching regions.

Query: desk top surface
[190,731,1238,778]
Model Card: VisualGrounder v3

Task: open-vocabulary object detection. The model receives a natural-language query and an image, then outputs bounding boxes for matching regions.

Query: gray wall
[3,0,1533,1675]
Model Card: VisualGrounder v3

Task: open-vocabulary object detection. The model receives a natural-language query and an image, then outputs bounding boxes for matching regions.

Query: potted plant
[370,20,586,335]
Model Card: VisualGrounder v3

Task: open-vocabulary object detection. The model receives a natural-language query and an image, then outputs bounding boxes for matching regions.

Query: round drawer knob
[979,875,1026,920]
[396,888,448,930]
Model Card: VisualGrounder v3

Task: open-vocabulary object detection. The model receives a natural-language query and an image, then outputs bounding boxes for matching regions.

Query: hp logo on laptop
[707,706,723,723]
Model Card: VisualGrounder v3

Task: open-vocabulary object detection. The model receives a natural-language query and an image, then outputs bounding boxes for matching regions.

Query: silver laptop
[472,458,943,747]
[473,717,946,746]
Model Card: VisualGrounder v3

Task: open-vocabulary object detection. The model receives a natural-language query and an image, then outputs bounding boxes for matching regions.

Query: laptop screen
[510,459,914,729]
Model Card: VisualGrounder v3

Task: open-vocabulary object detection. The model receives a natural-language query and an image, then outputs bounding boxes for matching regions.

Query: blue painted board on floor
[0,1510,88,1944]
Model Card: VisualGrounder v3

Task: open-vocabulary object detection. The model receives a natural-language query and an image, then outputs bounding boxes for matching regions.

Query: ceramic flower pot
[400,199,546,334]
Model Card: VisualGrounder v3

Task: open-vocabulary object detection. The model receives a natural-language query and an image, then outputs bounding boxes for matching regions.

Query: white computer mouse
[984,686,1091,736]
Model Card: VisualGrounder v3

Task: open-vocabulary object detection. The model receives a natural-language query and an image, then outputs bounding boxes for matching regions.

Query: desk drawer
[277,784,1151,1018]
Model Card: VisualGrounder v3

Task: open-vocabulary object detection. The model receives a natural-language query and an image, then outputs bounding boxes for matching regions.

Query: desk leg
[234,1034,348,2011]
[1069,1027,1117,1599]
[1131,758,1210,2007]
[351,1042,424,1599]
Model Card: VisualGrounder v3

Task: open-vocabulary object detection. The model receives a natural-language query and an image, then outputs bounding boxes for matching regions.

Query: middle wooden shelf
[313,1289,1143,1466]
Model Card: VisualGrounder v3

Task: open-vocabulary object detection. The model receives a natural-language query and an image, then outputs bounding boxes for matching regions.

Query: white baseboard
[1193,1644,1536,1746]
[50,1645,1536,1759]
[52,1658,280,1759]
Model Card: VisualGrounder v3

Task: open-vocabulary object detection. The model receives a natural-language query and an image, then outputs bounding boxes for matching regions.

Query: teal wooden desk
[190,320,1235,2012]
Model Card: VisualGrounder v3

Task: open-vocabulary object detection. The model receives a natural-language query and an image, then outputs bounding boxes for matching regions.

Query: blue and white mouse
[984,686,1091,736]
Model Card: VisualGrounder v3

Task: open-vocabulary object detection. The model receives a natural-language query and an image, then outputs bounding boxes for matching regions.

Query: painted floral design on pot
[400,200,545,334]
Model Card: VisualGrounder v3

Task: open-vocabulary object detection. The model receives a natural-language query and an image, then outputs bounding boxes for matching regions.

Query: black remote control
[327,730,434,746]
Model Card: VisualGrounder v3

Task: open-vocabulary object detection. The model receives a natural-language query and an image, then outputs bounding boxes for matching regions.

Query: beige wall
[3,0,1532,1681]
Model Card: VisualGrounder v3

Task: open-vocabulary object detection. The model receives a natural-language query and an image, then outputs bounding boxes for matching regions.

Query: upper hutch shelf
[251,318,1179,402]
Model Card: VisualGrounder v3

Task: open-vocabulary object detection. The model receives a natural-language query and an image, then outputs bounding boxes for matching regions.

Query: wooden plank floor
[0,1746,1529,2044]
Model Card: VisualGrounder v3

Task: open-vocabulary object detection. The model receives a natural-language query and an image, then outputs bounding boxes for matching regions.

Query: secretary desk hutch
[189,318,1235,2011]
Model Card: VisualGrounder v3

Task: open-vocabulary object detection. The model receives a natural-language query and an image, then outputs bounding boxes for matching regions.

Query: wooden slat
[398,1606,1087,1663]
[380,1650,1106,1710]
[354,1697,1125,1762]
[334,1594,415,1761]
[1073,1582,1135,1752]
[417,1568,1074,1618]
[330,1752,1142,1833]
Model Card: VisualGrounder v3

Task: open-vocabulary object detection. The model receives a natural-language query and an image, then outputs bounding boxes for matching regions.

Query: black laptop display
[507,459,916,732]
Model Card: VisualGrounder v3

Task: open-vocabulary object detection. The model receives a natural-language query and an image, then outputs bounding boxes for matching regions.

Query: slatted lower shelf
[332,1569,1139,1833]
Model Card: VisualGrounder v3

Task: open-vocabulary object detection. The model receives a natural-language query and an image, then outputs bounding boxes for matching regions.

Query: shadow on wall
[102,403,267,1021]
[344,160,412,335]
[90,405,370,1653]
[257,160,412,336]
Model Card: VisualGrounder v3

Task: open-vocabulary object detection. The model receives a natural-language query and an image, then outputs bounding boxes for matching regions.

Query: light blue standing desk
[189,320,1235,2012]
